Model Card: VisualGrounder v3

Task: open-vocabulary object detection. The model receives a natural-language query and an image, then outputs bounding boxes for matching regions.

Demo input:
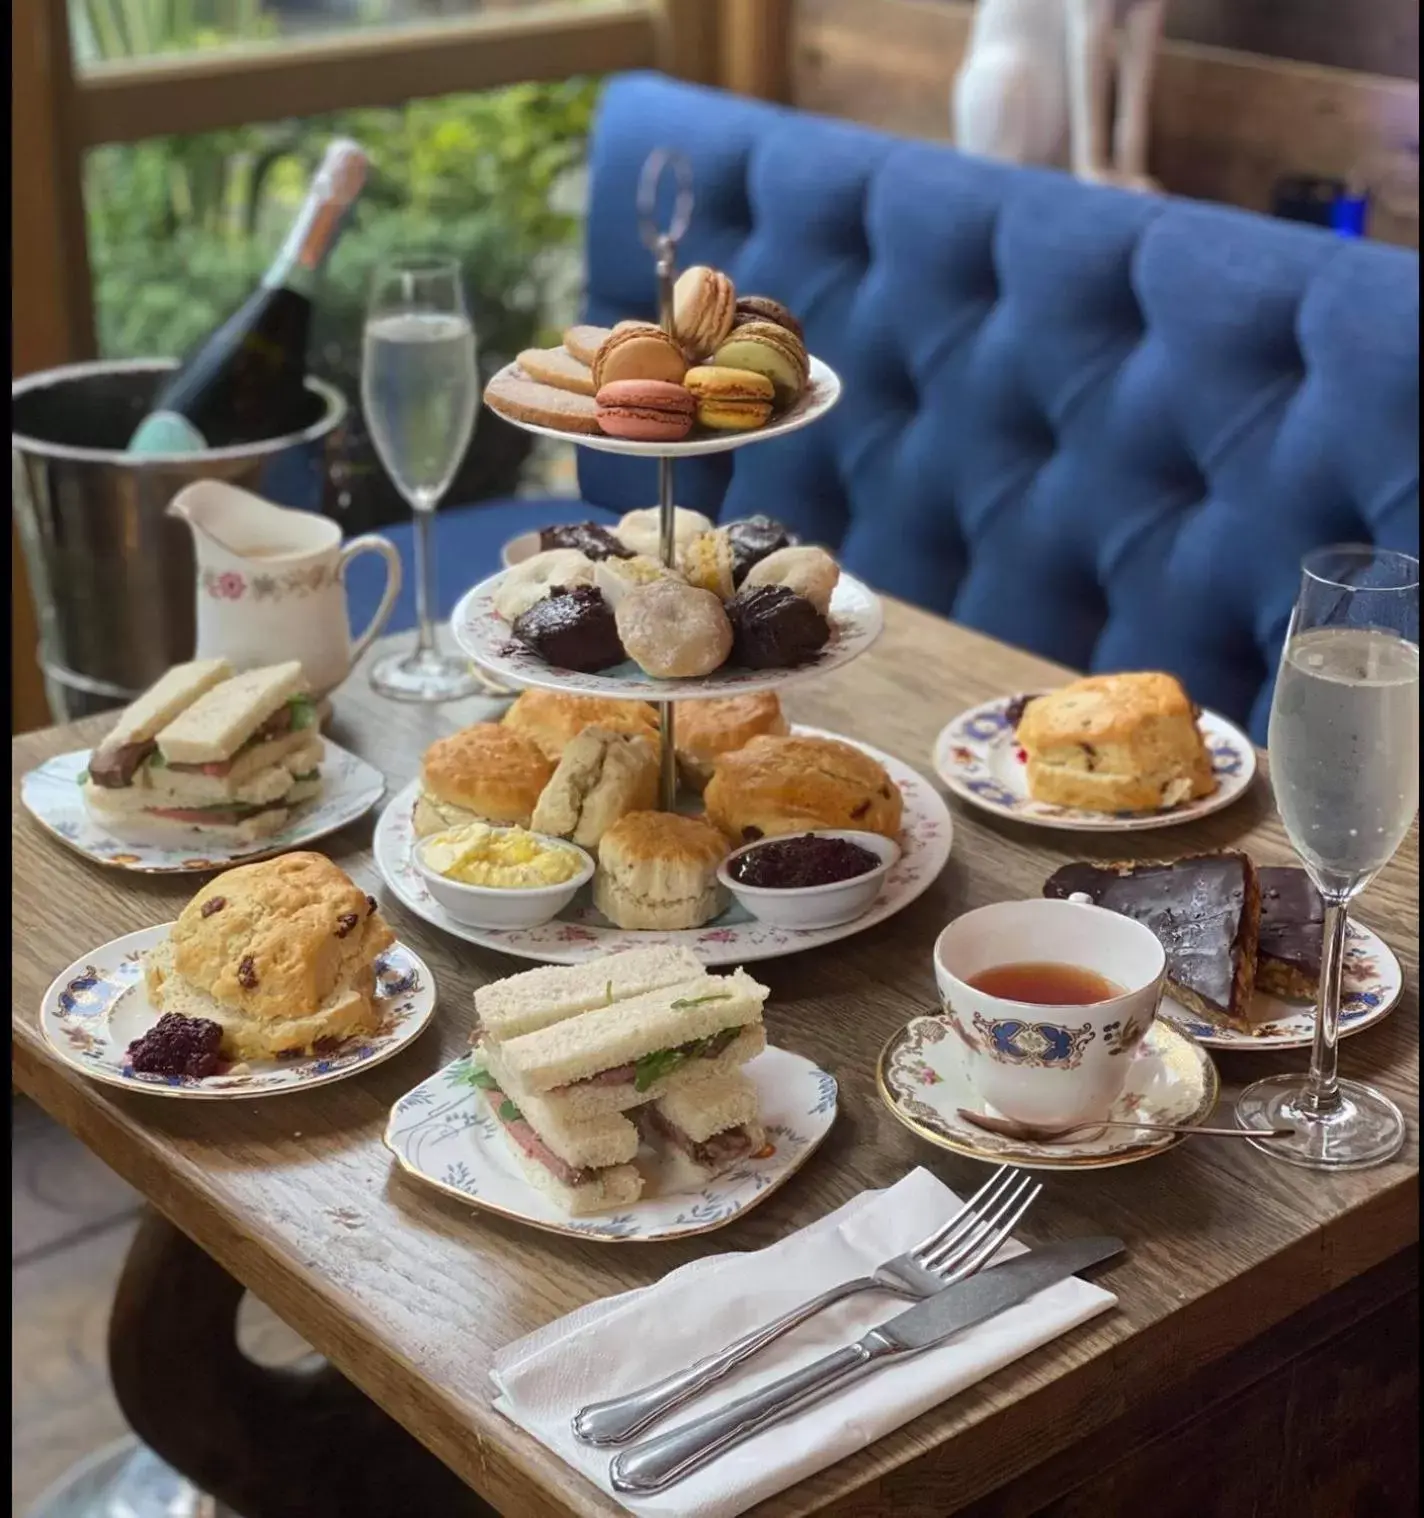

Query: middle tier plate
[451,567,884,700]
[372,727,953,965]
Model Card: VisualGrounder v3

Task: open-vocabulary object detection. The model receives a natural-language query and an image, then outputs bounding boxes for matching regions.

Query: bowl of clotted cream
[414,822,594,929]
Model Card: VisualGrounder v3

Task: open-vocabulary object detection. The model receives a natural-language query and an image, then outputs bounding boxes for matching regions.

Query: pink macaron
[594,379,696,443]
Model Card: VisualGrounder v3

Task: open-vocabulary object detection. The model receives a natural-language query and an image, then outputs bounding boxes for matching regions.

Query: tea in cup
[933,899,1166,1129]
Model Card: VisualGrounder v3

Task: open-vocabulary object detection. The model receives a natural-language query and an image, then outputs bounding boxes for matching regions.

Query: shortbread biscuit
[562,325,613,366]
[484,368,601,435]
[516,346,596,397]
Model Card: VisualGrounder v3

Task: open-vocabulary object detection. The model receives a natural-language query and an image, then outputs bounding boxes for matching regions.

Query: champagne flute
[362,256,487,702]
[1236,545,1419,1168]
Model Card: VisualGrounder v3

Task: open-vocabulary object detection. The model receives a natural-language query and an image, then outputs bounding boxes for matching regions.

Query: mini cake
[511,586,625,673]
[725,583,830,669]
[725,515,799,584]
[1015,673,1216,814]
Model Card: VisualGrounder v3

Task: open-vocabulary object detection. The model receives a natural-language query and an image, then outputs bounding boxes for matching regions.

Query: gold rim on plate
[875,1017,1220,1171]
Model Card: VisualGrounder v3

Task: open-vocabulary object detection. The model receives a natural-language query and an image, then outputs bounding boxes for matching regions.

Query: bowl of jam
[718,829,901,930]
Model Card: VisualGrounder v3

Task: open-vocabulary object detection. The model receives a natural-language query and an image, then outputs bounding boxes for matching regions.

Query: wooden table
[12,604,1419,1518]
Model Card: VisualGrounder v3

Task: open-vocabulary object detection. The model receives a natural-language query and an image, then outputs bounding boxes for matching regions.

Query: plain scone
[1015,672,1216,813]
[145,852,395,1061]
[594,810,729,930]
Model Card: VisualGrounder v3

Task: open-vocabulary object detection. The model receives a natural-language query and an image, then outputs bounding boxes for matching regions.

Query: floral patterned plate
[878,1015,1218,1171]
[20,740,386,874]
[449,569,883,700]
[383,1044,836,1241]
[372,727,952,965]
[932,695,1256,832]
[1162,916,1402,1051]
[485,353,842,458]
[39,924,436,1100]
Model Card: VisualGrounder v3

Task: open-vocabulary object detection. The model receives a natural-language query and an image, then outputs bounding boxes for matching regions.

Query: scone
[415,724,554,836]
[144,852,395,1061]
[594,811,730,930]
[531,726,659,847]
[1015,672,1215,813]
[704,734,903,843]
[502,689,661,763]
[674,693,789,792]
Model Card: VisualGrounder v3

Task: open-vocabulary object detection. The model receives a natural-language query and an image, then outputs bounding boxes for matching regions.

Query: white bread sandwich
[472,1040,643,1215]
[639,1070,766,1183]
[82,660,323,845]
[490,968,768,1121]
[472,945,702,1045]
[143,852,394,1062]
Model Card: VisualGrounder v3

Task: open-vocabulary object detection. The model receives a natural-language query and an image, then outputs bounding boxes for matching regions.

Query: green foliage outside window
[78,2,601,521]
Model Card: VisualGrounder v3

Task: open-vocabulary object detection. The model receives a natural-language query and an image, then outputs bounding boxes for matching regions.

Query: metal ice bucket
[12,359,348,722]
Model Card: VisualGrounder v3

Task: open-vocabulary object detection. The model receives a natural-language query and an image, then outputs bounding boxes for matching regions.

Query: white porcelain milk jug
[168,480,401,698]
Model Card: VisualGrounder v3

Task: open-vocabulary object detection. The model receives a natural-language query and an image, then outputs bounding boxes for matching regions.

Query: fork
[571,1164,1041,1446]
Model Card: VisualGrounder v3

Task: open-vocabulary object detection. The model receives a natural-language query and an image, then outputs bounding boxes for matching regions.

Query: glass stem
[412,504,436,658]
[1301,899,1350,1117]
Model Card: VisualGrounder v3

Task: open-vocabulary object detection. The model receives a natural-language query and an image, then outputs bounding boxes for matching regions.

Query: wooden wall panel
[792,0,1420,249]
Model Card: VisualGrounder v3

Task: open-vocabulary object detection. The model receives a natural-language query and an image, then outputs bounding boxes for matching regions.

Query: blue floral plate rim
[40,922,437,1100]
[932,693,1256,832]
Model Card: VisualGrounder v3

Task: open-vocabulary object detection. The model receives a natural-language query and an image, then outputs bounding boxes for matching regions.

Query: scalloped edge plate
[384,1044,836,1241]
[21,739,386,874]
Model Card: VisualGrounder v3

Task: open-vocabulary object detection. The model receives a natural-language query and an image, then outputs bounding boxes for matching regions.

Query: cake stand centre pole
[639,147,694,813]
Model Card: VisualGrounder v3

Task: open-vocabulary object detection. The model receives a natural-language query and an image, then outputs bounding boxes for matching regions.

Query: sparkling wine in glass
[1236,545,1419,1168]
[363,256,484,702]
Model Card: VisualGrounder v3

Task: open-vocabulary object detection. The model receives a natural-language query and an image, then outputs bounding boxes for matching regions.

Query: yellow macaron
[683,366,775,432]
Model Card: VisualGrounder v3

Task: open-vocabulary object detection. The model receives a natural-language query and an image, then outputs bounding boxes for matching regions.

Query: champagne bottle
[127,138,368,455]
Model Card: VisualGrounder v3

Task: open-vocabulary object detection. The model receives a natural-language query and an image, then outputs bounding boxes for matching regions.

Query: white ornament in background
[952,0,1168,193]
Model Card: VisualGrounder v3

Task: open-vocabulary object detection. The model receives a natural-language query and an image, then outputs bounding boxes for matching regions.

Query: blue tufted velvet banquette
[354,71,1419,741]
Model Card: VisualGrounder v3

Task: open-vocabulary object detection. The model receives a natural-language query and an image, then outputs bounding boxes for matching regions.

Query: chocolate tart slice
[1043,853,1261,1033]
[1257,867,1325,1001]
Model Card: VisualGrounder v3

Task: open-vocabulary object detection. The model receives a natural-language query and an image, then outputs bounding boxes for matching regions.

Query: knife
[609,1235,1123,1495]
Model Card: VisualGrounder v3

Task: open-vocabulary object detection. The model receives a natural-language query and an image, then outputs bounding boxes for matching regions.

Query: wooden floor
[11,1097,313,1515]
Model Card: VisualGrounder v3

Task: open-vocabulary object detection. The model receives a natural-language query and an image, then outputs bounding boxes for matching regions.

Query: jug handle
[340,535,404,666]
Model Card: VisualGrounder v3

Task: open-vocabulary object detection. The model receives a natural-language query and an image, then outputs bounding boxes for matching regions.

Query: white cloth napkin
[491,1167,1116,1517]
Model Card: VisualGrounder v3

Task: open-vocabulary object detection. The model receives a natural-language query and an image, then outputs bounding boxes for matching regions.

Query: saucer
[878,1014,1218,1170]
[384,1045,837,1241]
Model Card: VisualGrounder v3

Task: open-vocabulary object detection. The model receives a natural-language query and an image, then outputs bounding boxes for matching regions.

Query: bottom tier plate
[371,726,952,965]
[383,1044,837,1241]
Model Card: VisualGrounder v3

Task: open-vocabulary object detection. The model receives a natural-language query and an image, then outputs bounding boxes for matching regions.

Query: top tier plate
[484,354,842,457]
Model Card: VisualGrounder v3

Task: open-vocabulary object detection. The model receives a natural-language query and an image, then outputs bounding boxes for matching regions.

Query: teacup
[933,899,1166,1130]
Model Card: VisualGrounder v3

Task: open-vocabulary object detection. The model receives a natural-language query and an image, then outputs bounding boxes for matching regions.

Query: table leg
[107,1208,494,1518]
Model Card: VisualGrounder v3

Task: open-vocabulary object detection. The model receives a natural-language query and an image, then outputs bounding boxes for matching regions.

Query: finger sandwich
[82,659,323,845]
[638,1071,766,1183]
[487,968,768,1122]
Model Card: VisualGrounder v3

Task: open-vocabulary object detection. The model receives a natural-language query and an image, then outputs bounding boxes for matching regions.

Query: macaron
[595,379,697,442]
[591,322,688,389]
[673,266,737,359]
[712,320,809,406]
[683,367,776,432]
[732,295,804,343]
